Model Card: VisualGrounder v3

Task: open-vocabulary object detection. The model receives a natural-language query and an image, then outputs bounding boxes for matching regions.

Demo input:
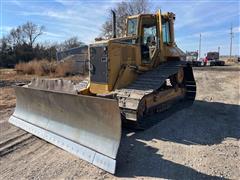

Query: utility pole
[229,24,234,60]
[199,33,201,59]
[218,46,220,54]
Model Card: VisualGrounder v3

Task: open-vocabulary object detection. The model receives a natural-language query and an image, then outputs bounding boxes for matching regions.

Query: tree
[0,36,15,67]
[8,26,24,46]
[101,0,150,38]
[22,21,45,48]
[0,22,86,67]
[59,36,84,51]
[0,36,8,52]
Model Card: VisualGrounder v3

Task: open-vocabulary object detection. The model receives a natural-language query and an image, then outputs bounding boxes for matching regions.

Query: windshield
[127,18,137,36]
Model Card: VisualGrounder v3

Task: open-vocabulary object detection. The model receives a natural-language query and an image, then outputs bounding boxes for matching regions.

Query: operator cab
[127,15,158,64]
[126,13,174,65]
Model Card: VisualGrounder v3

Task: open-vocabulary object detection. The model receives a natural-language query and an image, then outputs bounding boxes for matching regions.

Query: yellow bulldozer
[9,10,196,174]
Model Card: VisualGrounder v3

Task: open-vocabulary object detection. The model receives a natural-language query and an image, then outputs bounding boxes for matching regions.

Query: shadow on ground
[116,100,240,179]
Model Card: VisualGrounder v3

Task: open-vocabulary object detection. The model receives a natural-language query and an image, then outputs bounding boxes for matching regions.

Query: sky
[1,0,239,56]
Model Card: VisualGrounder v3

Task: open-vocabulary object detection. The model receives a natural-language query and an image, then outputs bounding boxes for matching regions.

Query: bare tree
[59,36,84,51]
[8,26,24,46]
[101,0,151,38]
[22,21,45,48]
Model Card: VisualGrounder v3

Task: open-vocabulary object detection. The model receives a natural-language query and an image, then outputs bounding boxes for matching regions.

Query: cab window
[162,18,170,43]
[127,18,137,36]
[141,16,157,63]
[143,26,156,45]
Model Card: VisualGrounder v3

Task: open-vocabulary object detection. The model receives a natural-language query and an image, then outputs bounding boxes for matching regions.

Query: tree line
[0,0,149,68]
[0,22,84,67]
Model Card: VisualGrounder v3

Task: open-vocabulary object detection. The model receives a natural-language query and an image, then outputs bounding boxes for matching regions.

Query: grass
[15,59,74,77]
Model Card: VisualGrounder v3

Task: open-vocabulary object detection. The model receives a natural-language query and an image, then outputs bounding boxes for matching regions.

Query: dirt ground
[0,65,239,179]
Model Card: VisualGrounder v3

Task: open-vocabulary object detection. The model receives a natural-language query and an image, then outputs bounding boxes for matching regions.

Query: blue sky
[1,0,239,56]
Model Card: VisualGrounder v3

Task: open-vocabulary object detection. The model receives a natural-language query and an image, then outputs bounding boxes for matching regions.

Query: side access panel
[9,86,121,174]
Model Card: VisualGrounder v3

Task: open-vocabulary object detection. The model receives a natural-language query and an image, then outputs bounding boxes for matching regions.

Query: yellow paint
[90,83,111,94]
[88,10,185,95]
[113,65,138,89]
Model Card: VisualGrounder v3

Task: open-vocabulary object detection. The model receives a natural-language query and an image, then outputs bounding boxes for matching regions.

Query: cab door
[140,14,160,65]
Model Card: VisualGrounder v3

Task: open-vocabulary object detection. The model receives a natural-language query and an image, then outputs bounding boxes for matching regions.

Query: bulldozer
[9,10,196,174]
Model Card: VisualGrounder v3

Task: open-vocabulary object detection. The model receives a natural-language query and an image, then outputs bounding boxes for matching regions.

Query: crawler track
[116,61,196,122]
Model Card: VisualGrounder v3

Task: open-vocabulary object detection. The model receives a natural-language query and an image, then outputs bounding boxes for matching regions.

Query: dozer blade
[9,86,121,174]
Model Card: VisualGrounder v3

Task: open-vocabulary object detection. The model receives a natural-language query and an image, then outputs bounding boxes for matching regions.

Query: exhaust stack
[111,10,116,38]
